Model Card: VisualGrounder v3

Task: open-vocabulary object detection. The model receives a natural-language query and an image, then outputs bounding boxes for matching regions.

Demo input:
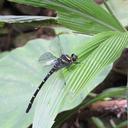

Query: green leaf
[0,33,90,128]
[85,87,127,107]
[91,117,106,128]
[107,0,128,26]
[9,0,125,34]
[116,120,128,128]
[0,32,127,128]
[53,86,127,128]
[0,52,9,59]
[0,22,4,28]
[33,32,128,128]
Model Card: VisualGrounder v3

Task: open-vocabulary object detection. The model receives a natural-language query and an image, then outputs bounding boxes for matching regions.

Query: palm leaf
[9,0,125,34]
[33,32,128,128]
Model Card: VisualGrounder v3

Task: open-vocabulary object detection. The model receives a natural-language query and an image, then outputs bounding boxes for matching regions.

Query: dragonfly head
[71,53,78,62]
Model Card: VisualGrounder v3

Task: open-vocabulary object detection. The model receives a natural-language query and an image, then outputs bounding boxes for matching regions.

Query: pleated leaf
[9,0,125,34]
[33,32,128,128]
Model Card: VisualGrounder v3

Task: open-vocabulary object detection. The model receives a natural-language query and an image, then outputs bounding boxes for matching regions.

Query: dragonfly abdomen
[26,53,78,113]
[26,68,56,113]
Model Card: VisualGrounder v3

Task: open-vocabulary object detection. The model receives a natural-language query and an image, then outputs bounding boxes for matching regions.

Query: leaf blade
[9,0,125,34]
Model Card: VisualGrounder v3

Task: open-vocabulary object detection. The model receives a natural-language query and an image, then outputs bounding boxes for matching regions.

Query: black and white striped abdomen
[26,68,56,113]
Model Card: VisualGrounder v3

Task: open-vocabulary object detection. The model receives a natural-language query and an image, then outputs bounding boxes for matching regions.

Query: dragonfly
[26,37,78,113]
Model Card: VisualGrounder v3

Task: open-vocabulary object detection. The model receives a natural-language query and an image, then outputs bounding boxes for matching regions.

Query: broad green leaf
[0,15,56,23]
[0,33,90,128]
[9,0,125,34]
[0,32,127,128]
[0,52,9,59]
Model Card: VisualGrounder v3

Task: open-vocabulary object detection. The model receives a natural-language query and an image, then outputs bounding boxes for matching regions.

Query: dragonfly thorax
[53,54,77,70]
[60,54,77,63]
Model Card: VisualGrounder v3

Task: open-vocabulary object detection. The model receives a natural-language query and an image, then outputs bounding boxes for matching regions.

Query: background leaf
[107,0,128,27]
[0,15,56,23]
[0,22,4,28]
[9,0,125,34]
[53,86,127,128]
[91,117,106,128]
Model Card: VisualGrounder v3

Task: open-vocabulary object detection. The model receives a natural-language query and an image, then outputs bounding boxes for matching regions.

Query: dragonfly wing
[49,36,64,57]
[39,52,57,66]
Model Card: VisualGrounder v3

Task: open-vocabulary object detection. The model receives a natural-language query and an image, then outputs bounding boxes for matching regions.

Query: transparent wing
[50,35,64,57]
[39,52,57,67]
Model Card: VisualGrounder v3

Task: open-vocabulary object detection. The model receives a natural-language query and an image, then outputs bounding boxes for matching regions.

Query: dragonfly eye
[71,54,78,61]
